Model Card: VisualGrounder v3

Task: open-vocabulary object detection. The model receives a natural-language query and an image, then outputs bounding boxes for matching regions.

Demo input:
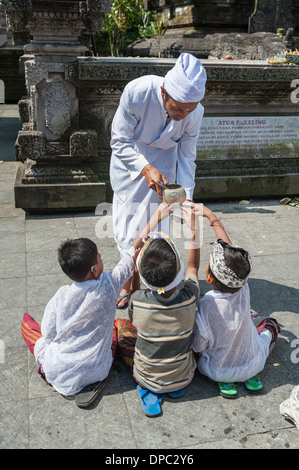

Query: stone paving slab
[0,106,299,451]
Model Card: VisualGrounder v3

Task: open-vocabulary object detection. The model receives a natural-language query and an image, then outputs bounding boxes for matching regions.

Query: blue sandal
[168,389,184,398]
[137,385,164,417]
[116,293,130,310]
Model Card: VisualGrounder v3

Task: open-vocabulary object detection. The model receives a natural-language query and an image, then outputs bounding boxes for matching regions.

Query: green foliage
[151,17,168,39]
[138,10,155,39]
[94,0,158,57]
[150,16,168,58]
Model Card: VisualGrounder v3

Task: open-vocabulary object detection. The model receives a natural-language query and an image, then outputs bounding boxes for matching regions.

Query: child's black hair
[58,238,98,282]
[139,239,177,288]
[210,245,251,294]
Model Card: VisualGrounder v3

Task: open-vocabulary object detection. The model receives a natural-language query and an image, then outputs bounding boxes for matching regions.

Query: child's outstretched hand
[137,203,172,243]
[181,206,194,231]
[181,204,201,232]
[157,202,173,221]
[181,205,201,259]
[201,204,213,219]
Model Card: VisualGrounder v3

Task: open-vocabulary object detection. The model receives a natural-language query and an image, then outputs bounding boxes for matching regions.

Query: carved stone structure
[1,0,110,211]
[194,60,299,200]
[1,1,299,210]
[7,54,299,206]
[146,0,299,33]
[146,0,255,30]
[76,57,299,201]
[130,0,299,59]
[249,0,295,33]
[128,30,289,60]
[0,0,31,46]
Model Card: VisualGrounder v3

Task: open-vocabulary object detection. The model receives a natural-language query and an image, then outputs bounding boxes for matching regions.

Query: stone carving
[0,0,31,45]
[25,61,48,88]
[18,98,30,124]
[203,81,294,113]
[78,100,116,151]
[65,63,79,85]
[249,0,295,34]
[195,158,299,178]
[44,81,71,137]
[15,129,72,161]
[78,63,170,82]
[70,129,98,158]
[23,164,99,184]
[15,130,47,162]
[48,63,65,74]
[0,0,111,211]
[28,9,82,35]
[81,0,111,31]
[205,63,299,83]
[46,142,69,158]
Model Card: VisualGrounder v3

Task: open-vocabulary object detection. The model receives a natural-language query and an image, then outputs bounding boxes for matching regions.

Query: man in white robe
[110,53,206,307]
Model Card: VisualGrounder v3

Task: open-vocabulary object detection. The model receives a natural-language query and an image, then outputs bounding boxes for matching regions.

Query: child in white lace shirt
[190,204,280,398]
[23,238,137,402]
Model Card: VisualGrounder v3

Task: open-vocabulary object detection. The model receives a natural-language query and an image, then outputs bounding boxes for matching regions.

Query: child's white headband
[137,232,185,294]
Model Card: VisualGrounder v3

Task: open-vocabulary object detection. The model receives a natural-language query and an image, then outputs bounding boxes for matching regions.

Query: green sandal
[244,375,263,393]
[218,382,238,398]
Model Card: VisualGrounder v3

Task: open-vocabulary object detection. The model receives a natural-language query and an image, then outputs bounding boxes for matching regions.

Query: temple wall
[13,57,299,210]
[147,0,299,33]
[1,1,298,211]
[76,58,299,202]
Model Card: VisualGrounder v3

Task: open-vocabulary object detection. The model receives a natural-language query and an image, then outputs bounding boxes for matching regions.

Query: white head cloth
[210,240,252,289]
[137,231,185,294]
[164,53,207,103]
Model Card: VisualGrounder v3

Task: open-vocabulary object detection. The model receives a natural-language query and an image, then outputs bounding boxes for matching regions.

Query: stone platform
[1,161,299,450]
[1,105,299,449]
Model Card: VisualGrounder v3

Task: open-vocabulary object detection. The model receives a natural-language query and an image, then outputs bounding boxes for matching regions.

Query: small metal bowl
[162,184,186,205]
[152,181,186,204]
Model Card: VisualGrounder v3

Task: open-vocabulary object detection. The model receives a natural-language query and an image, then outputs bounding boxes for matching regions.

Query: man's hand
[141,164,168,201]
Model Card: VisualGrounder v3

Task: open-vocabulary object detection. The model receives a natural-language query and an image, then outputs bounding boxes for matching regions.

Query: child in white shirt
[22,238,137,406]
[189,204,280,398]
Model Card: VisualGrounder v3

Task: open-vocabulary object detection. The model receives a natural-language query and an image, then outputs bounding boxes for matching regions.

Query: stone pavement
[0,104,299,450]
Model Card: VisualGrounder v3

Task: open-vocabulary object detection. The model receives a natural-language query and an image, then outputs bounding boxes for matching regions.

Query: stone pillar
[0,0,31,45]
[0,0,111,212]
[248,0,295,34]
